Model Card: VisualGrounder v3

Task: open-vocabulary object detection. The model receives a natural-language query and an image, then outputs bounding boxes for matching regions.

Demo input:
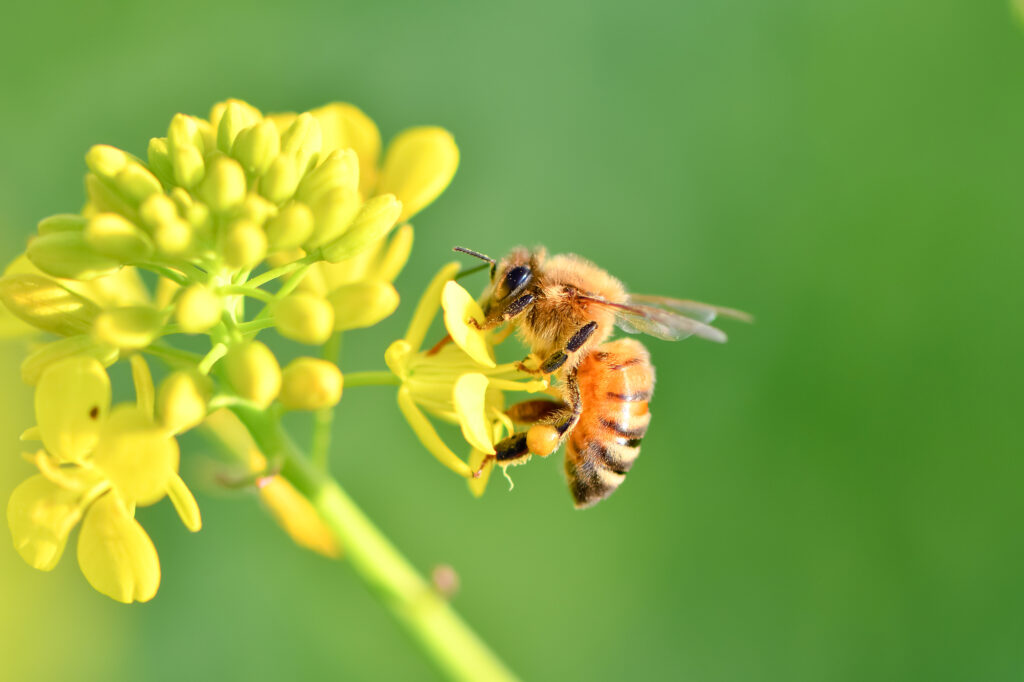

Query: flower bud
[327,280,400,331]
[306,187,361,248]
[92,306,166,350]
[198,155,247,213]
[259,154,300,203]
[265,202,314,251]
[279,357,342,411]
[20,335,118,386]
[37,214,87,235]
[113,164,162,203]
[157,370,211,434]
[85,145,131,180]
[280,113,322,174]
[84,213,154,263]
[139,194,179,229]
[216,100,262,153]
[147,137,175,187]
[174,284,221,333]
[233,120,281,175]
[274,292,334,345]
[167,114,206,188]
[296,149,359,205]
[309,102,380,194]
[222,219,267,269]
[153,218,193,257]
[85,174,137,220]
[0,273,100,336]
[27,232,121,280]
[237,193,277,226]
[224,341,281,408]
[377,126,459,222]
[321,194,402,263]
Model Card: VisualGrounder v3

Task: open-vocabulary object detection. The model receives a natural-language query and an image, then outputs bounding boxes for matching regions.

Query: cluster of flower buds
[1,99,458,602]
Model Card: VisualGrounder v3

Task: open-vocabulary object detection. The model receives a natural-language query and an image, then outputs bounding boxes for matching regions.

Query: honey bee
[454,246,750,509]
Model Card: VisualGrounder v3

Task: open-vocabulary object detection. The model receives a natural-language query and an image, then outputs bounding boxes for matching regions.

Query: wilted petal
[259,477,341,558]
[441,281,495,368]
[7,474,87,571]
[77,492,160,603]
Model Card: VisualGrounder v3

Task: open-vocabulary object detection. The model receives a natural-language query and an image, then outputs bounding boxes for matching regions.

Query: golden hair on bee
[454,245,750,508]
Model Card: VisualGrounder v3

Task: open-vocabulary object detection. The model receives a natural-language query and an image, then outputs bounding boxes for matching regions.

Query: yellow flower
[385,264,546,484]
[7,356,200,603]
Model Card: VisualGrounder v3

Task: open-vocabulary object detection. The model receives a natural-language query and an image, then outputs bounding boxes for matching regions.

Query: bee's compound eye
[502,265,531,296]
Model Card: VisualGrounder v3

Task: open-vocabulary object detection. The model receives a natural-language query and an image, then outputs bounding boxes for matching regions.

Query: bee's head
[453,246,537,318]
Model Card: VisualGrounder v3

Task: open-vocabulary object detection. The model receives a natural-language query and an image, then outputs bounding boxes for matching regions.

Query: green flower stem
[311,332,343,470]
[219,285,275,303]
[137,263,188,286]
[142,343,205,366]
[198,343,228,375]
[230,404,518,682]
[344,370,401,387]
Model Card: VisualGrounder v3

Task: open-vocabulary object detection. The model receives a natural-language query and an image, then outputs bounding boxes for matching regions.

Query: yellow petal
[403,262,460,352]
[91,406,179,506]
[396,386,473,478]
[377,127,459,222]
[166,473,201,532]
[309,103,381,196]
[441,281,495,368]
[376,223,414,283]
[7,474,86,571]
[452,374,495,454]
[36,356,111,463]
[77,492,160,603]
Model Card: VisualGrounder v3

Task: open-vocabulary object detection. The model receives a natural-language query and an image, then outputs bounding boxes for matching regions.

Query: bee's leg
[518,320,600,375]
[506,399,565,425]
[471,293,535,330]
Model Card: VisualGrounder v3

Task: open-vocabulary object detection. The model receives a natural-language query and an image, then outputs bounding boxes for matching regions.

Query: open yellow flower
[7,356,200,603]
[385,263,546,483]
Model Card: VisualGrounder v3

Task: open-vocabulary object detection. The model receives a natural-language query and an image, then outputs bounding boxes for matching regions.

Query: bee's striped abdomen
[565,339,654,509]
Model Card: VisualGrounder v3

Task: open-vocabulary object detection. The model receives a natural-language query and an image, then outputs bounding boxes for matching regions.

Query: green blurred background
[2,0,1023,680]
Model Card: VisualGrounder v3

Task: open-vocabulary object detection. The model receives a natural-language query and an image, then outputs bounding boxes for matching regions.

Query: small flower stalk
[2,98,464,601]
[3,97,523,682]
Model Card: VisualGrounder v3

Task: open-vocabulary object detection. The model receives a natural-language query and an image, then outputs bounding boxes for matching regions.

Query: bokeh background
[2,1,1023,680]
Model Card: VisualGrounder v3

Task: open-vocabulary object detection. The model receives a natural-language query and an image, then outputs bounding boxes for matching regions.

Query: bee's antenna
[453,246,497,278]
[453,246,495,265]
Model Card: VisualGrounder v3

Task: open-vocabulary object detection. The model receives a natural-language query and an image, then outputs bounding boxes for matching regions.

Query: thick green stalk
[230,404,517,682]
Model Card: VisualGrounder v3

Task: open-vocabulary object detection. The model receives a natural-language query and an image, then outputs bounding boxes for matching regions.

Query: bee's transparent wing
[627,294,754,324]
[576,294,729,343]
